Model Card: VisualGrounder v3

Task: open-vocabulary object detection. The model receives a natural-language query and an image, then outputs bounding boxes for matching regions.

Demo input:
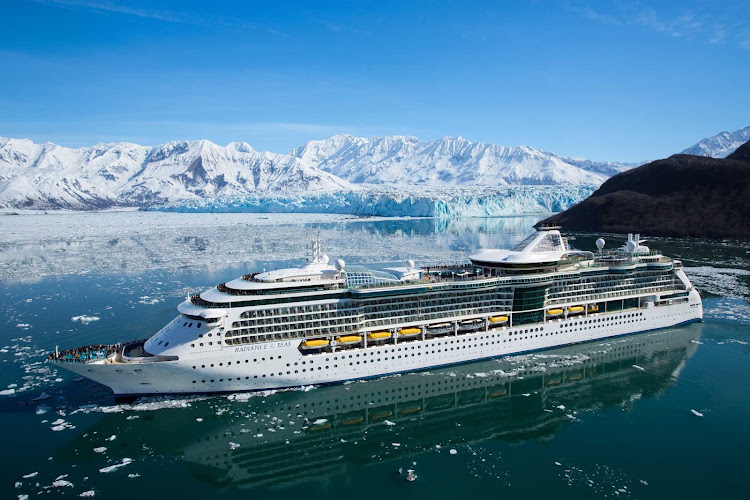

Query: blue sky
[1,0,748,161]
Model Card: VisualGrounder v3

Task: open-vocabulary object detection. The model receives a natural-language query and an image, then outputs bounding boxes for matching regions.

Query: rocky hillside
[539,141,750,238]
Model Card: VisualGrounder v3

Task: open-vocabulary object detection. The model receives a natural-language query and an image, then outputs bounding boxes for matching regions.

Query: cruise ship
[49,227,703,396]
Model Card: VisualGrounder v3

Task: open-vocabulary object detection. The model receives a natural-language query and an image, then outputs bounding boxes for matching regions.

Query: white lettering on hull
[233,341,292,353]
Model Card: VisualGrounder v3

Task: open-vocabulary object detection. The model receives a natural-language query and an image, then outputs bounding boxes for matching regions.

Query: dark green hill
[539,141,750,238]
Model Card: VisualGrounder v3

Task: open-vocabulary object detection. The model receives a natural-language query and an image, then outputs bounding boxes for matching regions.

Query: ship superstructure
[49,228,703,396]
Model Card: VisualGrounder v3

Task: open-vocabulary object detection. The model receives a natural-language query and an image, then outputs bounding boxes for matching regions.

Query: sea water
[1,212,748,499]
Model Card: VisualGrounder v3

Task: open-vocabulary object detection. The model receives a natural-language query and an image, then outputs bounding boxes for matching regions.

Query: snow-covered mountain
[0,137,351,209]
[681,126,750,158]
[289,134,630,186]
[8,126,745,215]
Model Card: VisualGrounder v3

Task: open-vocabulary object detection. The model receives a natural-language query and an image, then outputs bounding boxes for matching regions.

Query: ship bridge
[469,228,570,273]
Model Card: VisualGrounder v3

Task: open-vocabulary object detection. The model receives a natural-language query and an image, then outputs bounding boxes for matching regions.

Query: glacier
[151,185,595,218]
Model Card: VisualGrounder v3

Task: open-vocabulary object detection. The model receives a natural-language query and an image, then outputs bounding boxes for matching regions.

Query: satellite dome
[596,238,605,250]
[407,259,415,269]
[625,240,637,253]
[335,258,346,271]
[321,254,330,264]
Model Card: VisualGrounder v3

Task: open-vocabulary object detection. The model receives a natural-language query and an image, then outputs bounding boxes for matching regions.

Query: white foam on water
[73,396,209,414]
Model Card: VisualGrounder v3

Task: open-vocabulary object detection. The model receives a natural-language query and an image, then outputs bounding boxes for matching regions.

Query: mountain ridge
[538,140,750,238]
[680,126,750,158]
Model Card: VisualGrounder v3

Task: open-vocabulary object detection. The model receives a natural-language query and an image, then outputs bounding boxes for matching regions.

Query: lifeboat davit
[300,339,330,350]
[546,309,564,318]
[336,335,362,345]
[398,327,421,338]
[427,323,452,335]
[459,319,484,332]
[567,306,585,315]
[367,331,391,341]
[587,304,600,313]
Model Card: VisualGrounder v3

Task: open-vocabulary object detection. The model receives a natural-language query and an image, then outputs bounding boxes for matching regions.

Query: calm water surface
[1,213,748,499]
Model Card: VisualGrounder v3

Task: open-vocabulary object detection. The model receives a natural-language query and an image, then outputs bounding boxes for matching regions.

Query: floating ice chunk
[632,365,645,371]
[555,462,562,466]
[449,449,457,455]
[229,442,240,450]
[93,447,107,453]
[51,479,73,488]
[22,472,38,478]
[50,419,74,431]
[15,324,31,328]
[79,490,95,497]
[640,479,648,485]
[99,458,133,473]
[36,405,50,415]
[106,435,116,441]
[128,474,140,478]
[690,340,703,344]
[71,316,100,324]
[0,389,16,396]
[691,409,704,417]
[521,393,531,397]
[195,418,203,422]
[392,443,401,447]
[556,405,566,410]
[32,392,50,401]
[18,495,29,500]
[383,420,396,426]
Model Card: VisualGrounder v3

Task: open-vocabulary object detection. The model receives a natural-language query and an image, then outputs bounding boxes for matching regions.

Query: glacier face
[150,185,596,218]
[681,126,750,158]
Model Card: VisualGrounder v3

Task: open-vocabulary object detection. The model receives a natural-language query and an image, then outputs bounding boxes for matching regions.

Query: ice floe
[71,316,100,324]
[99,458,133,473]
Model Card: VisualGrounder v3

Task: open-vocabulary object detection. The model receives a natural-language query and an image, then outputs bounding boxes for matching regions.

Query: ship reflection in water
[71,326,701,490]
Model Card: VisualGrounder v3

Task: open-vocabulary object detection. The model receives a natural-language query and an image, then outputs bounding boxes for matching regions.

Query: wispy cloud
[567,1,750,50]
[31,0,287,36]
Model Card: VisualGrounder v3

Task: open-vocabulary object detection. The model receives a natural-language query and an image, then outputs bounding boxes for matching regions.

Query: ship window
[164,342,169,347]
[197,323,201,328]
[183,322,187,327]
[189,323,193,327]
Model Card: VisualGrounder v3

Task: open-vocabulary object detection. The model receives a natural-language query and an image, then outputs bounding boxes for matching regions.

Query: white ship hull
[57,289,702,396]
